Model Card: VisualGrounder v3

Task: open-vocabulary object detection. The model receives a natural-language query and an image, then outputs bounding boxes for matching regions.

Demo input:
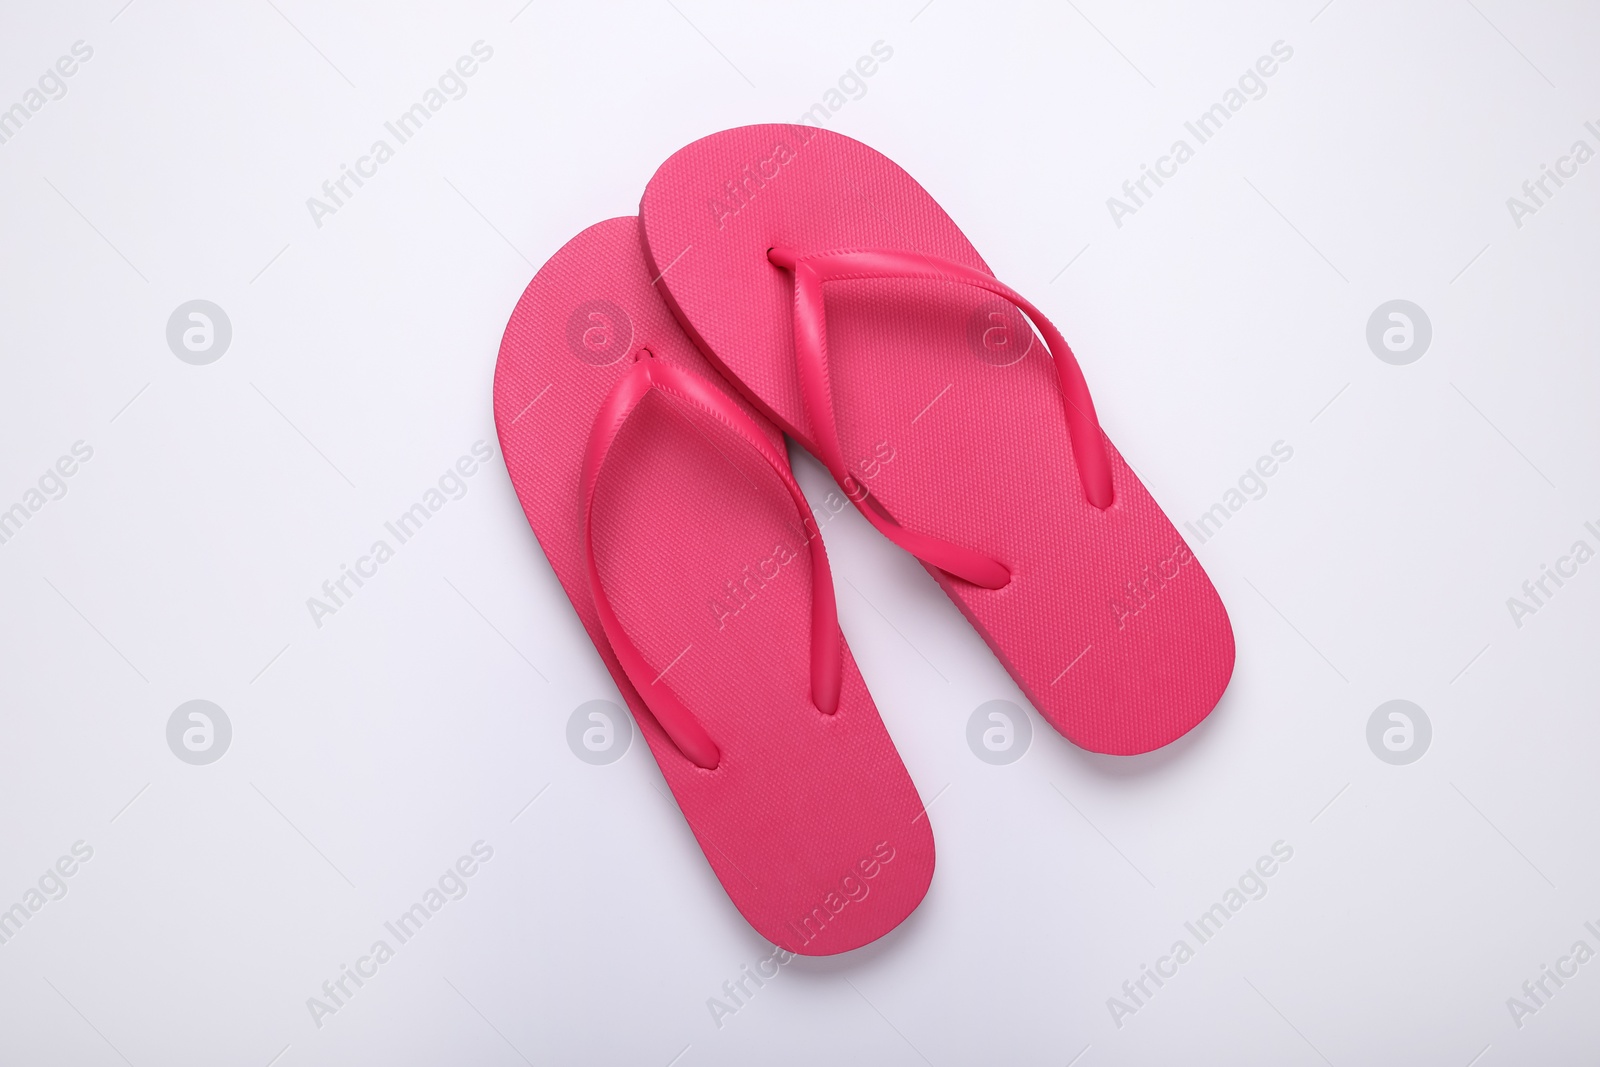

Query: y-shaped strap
[580,351,843,770]
[768,246,1116,589]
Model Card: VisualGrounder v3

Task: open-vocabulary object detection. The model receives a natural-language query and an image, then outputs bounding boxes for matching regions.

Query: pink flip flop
[493,216,934,954]
[640,126,1235,755]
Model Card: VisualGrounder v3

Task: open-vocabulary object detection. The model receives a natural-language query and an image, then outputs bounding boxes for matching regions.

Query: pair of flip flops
[493,125,1236,955]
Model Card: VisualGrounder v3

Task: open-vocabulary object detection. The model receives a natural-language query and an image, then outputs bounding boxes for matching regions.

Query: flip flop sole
[494,216,934,953]
[640,126,1235,755]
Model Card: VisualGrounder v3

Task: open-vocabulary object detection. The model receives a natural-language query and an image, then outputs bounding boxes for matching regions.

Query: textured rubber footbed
[493,216,933,954]
[640,125,1235,755]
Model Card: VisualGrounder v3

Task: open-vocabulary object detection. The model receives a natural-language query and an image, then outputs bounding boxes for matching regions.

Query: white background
[2,1,1598,1064]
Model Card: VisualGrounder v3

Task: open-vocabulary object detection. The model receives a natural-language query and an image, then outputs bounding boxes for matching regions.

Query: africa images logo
[967,700,1032,765]
[565,299,632,366]
[303,42,494,228]
[1366,700,1430,766]
[165,300,232,365]
[566,700,632,765]
[783,841,897,950]
[1107,841,1295,1029]
[166,700,232,765]
[305,842,495,1029]
[1106,41,1294,227]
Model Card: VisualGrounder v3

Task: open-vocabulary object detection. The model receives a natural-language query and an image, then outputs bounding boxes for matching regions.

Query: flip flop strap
[768,246,1116,588]
[580,350,843,770]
